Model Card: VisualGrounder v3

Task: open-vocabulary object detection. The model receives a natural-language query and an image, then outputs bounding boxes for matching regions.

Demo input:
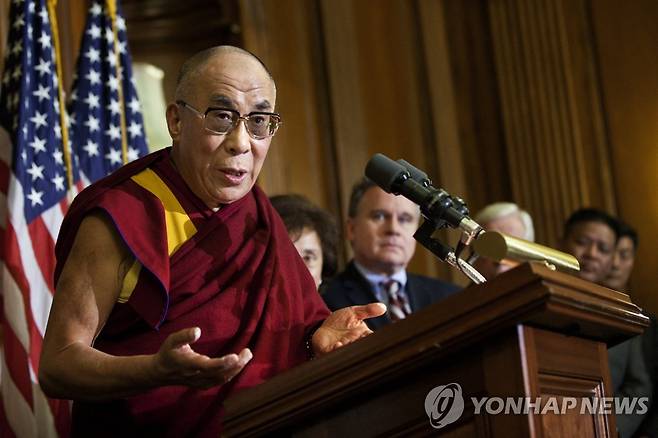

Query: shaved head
[175,46,275,101]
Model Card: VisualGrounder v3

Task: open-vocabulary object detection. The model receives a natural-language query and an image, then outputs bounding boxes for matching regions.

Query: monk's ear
[166,103,182,141]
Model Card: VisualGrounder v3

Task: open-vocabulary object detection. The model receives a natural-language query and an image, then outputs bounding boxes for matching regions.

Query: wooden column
[487,0,616,245]
[240,0,467,281]
[590,0,658,314]
[240,0,340,212]
[318,0,466,280]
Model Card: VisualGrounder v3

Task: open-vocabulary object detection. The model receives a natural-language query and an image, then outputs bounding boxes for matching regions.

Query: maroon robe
[54,148,330,436]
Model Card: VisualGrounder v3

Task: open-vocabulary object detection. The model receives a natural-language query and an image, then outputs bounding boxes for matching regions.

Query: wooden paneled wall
[487,0,617,245]
[590,0,658,313]
[238,0,658,303]
[241,0,474,282]
[1,0,656,310]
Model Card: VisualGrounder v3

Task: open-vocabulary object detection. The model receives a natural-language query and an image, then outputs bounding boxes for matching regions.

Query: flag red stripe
[3,222,32,310]
[28,319,44,374]
[2,324,34,408]
[4,222,45,371]
[58,198,68,219]
[49,399,71,438]
[27,217,57,299]
[0,394,18,438]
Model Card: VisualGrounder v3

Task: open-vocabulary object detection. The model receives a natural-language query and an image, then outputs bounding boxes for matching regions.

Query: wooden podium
[223,263,648,437]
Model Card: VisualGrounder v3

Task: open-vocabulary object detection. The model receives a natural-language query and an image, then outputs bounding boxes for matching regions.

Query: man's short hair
[474,202,535,241]
[270,194,338,278]
[563,208,620,241]
[616,219,639,251]
[347,178,378,218]
[175,46,274,100]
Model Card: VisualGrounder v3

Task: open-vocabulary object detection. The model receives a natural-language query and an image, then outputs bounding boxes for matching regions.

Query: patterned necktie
[381,279,410,321]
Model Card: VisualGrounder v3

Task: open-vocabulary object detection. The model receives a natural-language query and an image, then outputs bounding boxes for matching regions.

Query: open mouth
[223,168,246,177]
[220,168,248,184]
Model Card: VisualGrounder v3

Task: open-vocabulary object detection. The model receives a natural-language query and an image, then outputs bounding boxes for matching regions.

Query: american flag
[68,0,148,183]
[0,0,147,436]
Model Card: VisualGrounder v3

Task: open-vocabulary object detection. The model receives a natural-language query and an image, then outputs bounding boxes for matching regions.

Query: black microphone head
[451,196,470,216]
[397,159,432,187]
[365,153,409,193]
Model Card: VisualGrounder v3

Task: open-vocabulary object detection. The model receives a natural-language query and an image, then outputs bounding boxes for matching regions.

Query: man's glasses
[176,100,282,140]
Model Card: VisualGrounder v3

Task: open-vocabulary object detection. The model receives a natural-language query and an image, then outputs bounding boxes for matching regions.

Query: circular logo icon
[424,383,464,429]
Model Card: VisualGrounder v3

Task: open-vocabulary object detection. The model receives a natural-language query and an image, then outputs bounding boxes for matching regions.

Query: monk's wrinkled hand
[154,327,252,389]
[312,303,386,357]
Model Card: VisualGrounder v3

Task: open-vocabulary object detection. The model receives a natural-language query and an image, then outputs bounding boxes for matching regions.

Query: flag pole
[46,0,74,190]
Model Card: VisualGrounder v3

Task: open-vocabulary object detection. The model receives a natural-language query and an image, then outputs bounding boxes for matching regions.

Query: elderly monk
[39,46,385,437]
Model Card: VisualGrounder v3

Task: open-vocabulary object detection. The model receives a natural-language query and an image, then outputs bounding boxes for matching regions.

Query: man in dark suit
[323,178,460,330]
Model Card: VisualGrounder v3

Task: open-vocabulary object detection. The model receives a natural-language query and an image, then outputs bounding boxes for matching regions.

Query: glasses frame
[176,100,282,140]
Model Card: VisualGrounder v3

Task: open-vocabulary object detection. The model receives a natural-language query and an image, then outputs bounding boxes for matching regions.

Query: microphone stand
[413,220,486,284]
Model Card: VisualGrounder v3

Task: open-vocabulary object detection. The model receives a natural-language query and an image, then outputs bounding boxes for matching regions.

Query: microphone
[396,159,469,217]
[396,159,432,187]
[365,153,481,240]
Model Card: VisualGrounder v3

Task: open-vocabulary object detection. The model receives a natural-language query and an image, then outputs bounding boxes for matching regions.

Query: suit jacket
[322,261,460,330]
[636,313,658,437]
[608,335,651,438]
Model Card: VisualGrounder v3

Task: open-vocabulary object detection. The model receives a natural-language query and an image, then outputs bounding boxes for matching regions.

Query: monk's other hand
[311,303,386,357]
[154,327,253,389]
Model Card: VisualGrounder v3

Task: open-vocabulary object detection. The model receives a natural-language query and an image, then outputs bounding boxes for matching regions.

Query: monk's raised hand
[312,303,386,357]
[154,327,252,389]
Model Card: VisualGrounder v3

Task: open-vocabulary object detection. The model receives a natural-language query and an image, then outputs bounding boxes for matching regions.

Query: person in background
[472,202,535,280]
[271,194,338,289]
[604,220,637,293]
[562,209,650,438]
[561,208,618,284]
[601,221,658,438]
[322,178,460,330]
